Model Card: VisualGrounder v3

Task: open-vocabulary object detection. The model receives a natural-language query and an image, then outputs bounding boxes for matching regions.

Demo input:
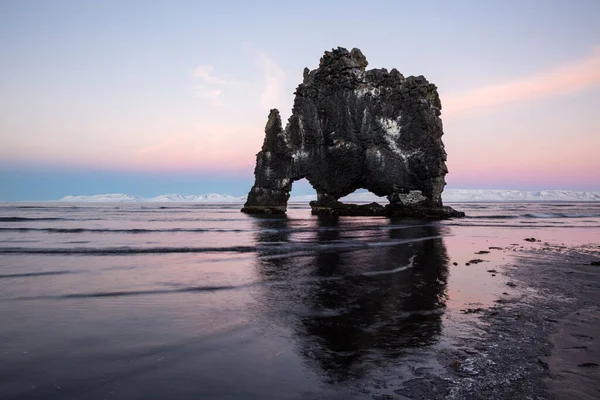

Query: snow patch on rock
[355,86,379,97]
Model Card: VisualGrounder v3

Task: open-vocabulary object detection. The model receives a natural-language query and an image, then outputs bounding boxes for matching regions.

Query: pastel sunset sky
[1,0,599,200]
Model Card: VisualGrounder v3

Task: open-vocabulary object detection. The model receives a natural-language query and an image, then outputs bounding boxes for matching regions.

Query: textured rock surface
[241,47,463,218]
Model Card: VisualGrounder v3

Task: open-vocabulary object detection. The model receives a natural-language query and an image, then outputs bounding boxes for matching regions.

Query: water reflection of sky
[0,203,598,399]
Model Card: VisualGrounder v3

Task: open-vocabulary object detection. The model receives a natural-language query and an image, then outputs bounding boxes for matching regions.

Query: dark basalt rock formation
[241,47,464,218]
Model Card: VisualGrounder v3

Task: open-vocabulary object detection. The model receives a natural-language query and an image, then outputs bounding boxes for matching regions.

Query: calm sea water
[1,202,599,399]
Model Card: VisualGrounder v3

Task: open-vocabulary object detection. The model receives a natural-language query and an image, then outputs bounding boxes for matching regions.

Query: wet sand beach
[402,241,600,399]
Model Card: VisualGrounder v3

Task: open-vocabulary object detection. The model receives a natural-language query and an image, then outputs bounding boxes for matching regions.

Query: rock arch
[241,47,463,219]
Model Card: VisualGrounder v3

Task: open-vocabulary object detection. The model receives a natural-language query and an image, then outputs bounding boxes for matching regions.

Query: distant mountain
[57,190,600,203]
[58,193,142,202]
[442,189,600,202]
[148,193,242,202]
[58,193,245,203]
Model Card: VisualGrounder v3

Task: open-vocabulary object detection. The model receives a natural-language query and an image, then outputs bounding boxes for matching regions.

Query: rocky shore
[309,200,465,219]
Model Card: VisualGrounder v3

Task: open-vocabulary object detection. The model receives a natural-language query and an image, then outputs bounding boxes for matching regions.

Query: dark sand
[399,242,600,399]
[545,308,600,399]
[535,244,600,400]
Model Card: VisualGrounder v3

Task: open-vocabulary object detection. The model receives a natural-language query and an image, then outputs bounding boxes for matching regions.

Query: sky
[1,0,599,201]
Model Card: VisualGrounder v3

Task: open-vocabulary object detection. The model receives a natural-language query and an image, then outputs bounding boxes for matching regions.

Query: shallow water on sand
[0,202,598,399]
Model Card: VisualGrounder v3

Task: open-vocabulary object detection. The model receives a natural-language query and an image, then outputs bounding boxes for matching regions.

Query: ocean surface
[1,201,599,399]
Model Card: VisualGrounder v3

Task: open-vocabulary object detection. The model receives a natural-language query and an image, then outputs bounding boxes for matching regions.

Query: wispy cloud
[255,52,287,111]
[191,46,291,116]
[444,47,600,117]
[194,84,223,105]
[192,65,230,85]
[133,122,263,171]
[191,65,231,105]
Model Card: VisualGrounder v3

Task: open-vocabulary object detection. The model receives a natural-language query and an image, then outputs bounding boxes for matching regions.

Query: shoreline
[398,241,600,399]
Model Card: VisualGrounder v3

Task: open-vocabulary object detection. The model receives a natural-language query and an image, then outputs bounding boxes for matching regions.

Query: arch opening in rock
[287,178,318,204]
[337,189,384,203]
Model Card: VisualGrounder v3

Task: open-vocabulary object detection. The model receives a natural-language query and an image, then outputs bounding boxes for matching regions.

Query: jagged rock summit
[242,47,464,219]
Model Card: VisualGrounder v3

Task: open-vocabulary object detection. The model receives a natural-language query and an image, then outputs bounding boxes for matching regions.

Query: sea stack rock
[241,47,464,219]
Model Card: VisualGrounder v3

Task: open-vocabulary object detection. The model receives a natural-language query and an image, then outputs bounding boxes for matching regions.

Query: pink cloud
[447,149,600,189]
[131,123,263,172]
[443,47,600,117]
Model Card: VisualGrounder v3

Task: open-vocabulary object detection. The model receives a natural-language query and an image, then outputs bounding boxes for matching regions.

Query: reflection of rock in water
[251,216,448,382]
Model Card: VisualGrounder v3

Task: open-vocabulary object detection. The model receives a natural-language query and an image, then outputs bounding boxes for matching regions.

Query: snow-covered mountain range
[57,190,600,203]
[442,189,600,202]
[58,193,243,203]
